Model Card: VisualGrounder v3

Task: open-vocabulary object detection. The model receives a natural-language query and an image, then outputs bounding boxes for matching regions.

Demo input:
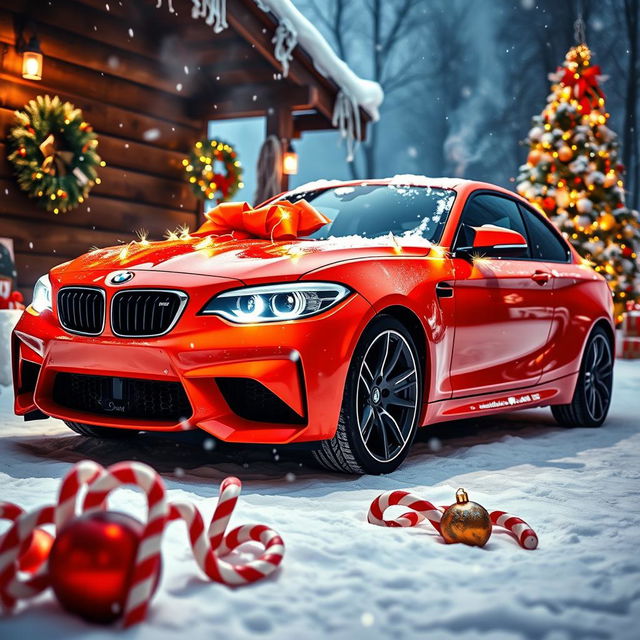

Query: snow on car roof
[287,175,466,196]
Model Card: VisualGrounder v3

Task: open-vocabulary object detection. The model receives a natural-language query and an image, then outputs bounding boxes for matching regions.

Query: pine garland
[7,95,102,214]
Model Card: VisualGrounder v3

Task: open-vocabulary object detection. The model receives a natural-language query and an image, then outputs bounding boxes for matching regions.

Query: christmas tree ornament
[439,489,492,547]
[527,149,542,166]
[516,42,640,319]
[184,138,243,203]
[0,460,285,627]
[7,95,102,213]
[368,488,538,550]
[49,511,159,623]
[557,145,573,162]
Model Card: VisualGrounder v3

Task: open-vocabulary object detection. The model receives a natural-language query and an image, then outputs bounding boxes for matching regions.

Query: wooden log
[1,47,193,126]
[0,134,187,183]
[0,10,195,97]
[0,80,202,151]
[0,178,198,236]
[1,0,160,59]
[196,84,318,120]
[0,149,195,210]
[0,214,131,258]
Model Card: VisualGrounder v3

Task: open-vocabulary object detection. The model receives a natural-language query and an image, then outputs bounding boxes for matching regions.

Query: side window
[457,193,530,258]
[518,204,570,262]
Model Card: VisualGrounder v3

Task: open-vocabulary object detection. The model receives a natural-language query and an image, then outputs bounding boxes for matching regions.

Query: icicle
[192,0,228,34]
[332,91,361,163]
[156,0,175,13]
[272,18,297,78]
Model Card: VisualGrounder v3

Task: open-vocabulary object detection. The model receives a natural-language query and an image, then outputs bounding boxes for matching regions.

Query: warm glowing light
[22,45,43,81]
[282,145,298,175]
[136,229,150,245]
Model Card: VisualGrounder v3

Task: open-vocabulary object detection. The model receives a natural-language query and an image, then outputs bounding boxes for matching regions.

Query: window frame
[516,201,572,264]
[452,189,571,263]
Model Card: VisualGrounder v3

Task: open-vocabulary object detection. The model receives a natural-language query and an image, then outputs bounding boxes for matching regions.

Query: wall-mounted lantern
[16,17,43,81]
[21,35,43,80]
[282,142,298,176]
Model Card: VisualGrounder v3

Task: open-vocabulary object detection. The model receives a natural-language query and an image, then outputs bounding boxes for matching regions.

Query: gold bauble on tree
[557,145,573,162]
[598,212,616,231]
[527,149,542,166]
[440,488,492,547]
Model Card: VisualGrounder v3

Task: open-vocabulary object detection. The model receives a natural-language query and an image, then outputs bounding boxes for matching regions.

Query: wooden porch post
[266,105,294,192]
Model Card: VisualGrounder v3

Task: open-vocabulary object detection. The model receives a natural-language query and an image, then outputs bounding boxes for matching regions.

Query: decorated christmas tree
[516,43,640,321]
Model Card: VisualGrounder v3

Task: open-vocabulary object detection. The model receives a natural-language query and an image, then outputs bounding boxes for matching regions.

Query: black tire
[312,315,423,474]
[63,420,140,439]
[551,326,613,428]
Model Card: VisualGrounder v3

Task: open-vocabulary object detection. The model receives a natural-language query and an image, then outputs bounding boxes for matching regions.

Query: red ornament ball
[542,196,556,212]
[49,511,160,624]
[18,528,54,574]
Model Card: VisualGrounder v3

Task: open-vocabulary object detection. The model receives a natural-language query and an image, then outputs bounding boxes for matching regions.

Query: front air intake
[216,378,305,425]
[58,287,105,335]
[53,373,192,421]
[111,289,187,337]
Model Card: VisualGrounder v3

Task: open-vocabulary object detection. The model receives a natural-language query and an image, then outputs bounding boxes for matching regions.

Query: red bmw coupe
[12,178,615,474]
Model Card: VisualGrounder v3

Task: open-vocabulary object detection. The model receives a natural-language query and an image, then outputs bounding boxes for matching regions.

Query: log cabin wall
[0,0,205,298]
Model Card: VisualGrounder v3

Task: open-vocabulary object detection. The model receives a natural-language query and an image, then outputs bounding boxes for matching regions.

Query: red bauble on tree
[48,511,161,624]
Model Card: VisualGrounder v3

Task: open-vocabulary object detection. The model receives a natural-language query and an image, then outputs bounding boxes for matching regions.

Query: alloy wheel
[356,330,419,463]
[583,333,613,423]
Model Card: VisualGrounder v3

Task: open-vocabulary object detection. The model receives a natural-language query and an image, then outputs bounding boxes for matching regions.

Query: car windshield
[285,184,456,242]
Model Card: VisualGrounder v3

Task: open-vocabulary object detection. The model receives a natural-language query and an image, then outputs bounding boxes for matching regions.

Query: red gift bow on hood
[196,199,331,240]
[559,65,604,114]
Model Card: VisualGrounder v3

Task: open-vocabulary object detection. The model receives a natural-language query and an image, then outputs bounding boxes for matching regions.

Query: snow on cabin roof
[156,0,384,161]
[255,0,384,121]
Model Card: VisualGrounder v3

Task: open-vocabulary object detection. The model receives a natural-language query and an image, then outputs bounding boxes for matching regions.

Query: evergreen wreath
[183,138,243,203]
[7,95,102,214]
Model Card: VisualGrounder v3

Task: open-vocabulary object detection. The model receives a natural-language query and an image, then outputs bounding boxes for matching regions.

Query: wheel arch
[374,305,429,403]
[592,317,615,352]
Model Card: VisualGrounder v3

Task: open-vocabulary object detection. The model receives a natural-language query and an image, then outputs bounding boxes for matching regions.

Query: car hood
[51,234,436,283]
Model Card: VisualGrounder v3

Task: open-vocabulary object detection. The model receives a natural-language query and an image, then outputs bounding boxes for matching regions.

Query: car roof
[286,175,519,198]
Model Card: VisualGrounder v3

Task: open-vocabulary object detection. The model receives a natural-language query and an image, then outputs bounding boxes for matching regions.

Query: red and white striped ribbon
[368,489,538,550]
[0,460,285,626]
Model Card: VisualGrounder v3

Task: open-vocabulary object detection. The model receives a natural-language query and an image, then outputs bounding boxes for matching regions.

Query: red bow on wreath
[559,65,604,114]
[196,199,331,240]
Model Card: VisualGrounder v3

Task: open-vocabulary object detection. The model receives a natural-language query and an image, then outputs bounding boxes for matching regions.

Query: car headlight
[30,275,52,313]
[201,282,351,323]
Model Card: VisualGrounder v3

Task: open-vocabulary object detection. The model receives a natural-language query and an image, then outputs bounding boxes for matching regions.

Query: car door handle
[436,282,454,298]
[531,271,551,285]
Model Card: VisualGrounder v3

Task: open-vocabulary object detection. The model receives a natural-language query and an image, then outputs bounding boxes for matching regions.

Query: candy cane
[368,490,538,550]
[168,477,284,587]
[0,461,106,611]
[367,490,444,532]
[490,510,538,550]
[0,460,285,627]
[81,461,168,628]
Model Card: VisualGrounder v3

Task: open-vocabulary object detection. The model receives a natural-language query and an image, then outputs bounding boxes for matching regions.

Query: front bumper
[12,270,374,444]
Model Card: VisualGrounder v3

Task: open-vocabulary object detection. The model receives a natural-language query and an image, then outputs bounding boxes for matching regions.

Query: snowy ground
[1,311,639,640]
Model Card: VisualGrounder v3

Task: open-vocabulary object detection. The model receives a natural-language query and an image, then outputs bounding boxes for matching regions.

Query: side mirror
[454,224,528,259]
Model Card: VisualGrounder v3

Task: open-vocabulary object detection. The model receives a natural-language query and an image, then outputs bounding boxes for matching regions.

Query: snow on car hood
[51,233,436,284]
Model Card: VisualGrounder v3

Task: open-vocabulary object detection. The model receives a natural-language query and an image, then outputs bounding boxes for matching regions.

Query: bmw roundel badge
[109,271,134,285]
